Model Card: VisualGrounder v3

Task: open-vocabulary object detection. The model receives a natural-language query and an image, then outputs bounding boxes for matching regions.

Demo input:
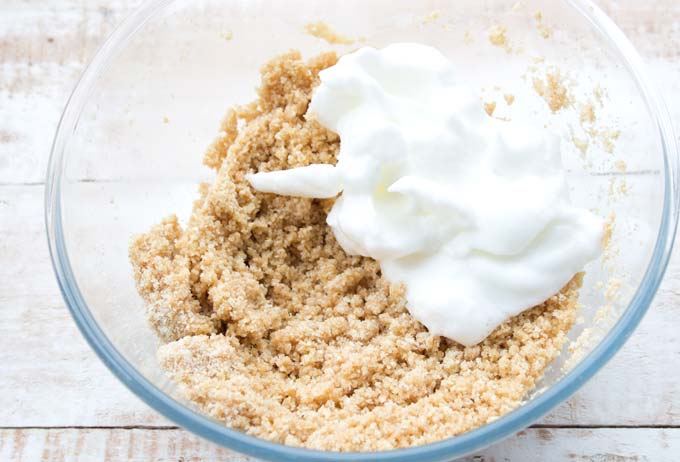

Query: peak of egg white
[247,43,603,346]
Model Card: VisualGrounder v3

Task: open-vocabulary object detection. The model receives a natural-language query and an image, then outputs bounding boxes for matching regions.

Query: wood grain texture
[1,0,679,460]
[0,0,142,185]
[2,428,680,462]
[0,184,166,427]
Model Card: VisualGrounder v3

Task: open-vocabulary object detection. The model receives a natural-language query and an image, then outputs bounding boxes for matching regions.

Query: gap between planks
[3,424,680,430]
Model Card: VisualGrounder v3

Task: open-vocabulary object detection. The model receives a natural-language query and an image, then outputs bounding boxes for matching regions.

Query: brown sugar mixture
[129,51,581,451]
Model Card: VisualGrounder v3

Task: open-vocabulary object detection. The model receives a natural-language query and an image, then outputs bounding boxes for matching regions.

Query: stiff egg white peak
[247,43,603,346]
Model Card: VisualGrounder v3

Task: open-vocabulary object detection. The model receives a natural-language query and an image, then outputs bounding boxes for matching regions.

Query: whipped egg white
[247,43,603,346]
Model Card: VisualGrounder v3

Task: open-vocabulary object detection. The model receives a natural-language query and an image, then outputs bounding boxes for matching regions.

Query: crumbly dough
[129,51,581,451]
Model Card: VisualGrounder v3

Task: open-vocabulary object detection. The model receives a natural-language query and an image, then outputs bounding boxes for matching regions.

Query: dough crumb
[572,135,588,155]
[602,213,614,249]
[504,93,516,105]
[601,212,616,264]
[534,11,553,39]
[593,85,605,106]
[484,101,497,116]
[533,71,571,112]
[580,102,596,125]
[602,128,620,154]
[605,278,621,301]
[488,24,511,53]
[615,160,627,172]
[304,21,355,45]
[587,126,620,154]
[129,51,583,452]
[422,10,441,24]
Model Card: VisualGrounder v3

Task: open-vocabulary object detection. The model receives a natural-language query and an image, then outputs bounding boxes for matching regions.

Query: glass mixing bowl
[45,0,678,460]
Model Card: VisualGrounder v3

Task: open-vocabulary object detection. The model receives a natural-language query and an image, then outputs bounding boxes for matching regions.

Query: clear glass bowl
[45,0,678,460]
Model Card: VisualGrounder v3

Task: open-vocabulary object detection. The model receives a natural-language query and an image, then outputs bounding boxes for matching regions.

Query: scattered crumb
[304,21,355,45]
[484,101,497,116]
[512,1,524,12]
[129,51,583,452]
[601,212,615,264]
[588,127,620,154]
[162,116,170,124]
[572,135,589,155]
[569,89,619,155]
[614,160,627,172]
[604,278,621,301]
[602,129,620,154]
[534,11,553,39]
[422,10,441,24]
[580,103,596,125]
[594,303,613,324]
[607,177,616,198]
[593,85,605,107]
[602,213,615,249]
[488,24,511,53]
[566,297,616,373]
[221,31,233,41]
[503,93,516,105]
[533,71,571,112]
[463,29,474,44]
[564,327,594,371]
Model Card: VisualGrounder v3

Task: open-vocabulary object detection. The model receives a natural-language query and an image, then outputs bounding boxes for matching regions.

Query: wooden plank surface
[0,0,141,185]
[2,428,680,462]
[1,0,679,460]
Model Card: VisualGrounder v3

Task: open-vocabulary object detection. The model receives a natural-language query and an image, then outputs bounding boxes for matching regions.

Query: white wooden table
[1,1,679,460]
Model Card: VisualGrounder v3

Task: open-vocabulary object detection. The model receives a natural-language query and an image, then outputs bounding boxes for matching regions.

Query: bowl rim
[45,0,679,460]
